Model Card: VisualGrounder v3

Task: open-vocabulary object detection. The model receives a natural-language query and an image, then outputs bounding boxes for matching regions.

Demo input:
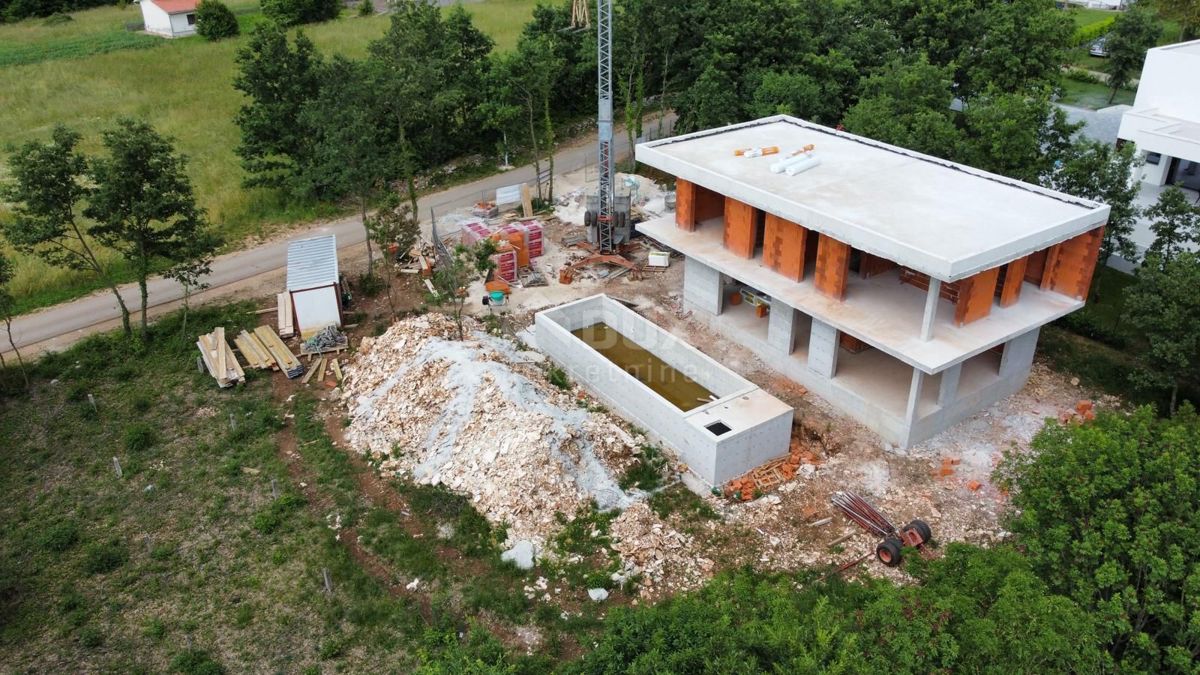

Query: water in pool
[572,322,716,411]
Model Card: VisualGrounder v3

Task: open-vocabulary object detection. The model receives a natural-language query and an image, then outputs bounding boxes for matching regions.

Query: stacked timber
[277,292,295,339]
[253,325,305,378]
[197,327,246,387]
[234,330,277,371]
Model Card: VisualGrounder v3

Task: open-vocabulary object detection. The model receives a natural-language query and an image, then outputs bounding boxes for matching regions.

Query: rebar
[831,491,896,537]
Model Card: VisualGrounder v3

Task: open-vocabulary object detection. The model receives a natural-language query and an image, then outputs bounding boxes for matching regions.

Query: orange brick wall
[1041,227,1104,300]
[999,256,1028,307]
[674,179,724,231]
[723,197,757,259]
[954,267,1000,326]
[762,213,807,281]
[814,234,850,300]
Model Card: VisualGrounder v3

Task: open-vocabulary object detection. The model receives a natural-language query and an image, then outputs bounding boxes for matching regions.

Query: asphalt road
[2,116,675,359]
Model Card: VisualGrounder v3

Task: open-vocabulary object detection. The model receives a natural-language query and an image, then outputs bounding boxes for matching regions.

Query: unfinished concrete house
[635,116,1111,447]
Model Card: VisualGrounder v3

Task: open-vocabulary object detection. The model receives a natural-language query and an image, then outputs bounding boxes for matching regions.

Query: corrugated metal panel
[286,235,339,291]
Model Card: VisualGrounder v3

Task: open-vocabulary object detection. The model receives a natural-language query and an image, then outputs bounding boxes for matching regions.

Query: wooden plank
[999,256,1028,307]
[520,183,533,219]
[954,266,1000,326]
[814,234,850,300]
[245,331,275,369]
[723,197,756,258]
[253,325,302,373]
[316,357,328,384]
[674,179,696,231]
[301,357,322,385]
[1043,227,1104,300]
[225,341,244,381]
[763,213,806,281]
[215,327,227,379]
[331,359,343,382]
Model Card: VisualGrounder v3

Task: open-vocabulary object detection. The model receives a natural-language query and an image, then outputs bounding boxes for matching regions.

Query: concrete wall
[140,2,173,35]
[684,274,1041,447]
[683,256,725,316]
[169,11,196,36]
[536,295,792,485]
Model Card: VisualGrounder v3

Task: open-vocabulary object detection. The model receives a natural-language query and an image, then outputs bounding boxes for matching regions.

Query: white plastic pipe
[784,155,822,176]
[770,152,816,173]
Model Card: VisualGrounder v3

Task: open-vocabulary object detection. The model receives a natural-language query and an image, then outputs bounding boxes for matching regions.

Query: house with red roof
[138,0,199,38]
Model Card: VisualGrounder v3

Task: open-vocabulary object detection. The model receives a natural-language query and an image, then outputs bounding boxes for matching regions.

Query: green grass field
[0,0,537,312]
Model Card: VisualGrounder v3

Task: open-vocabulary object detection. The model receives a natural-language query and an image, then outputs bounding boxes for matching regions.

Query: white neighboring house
[1119,40,1200,191]
[286,235,343,340]
[139,0,199,38]
[1116,39,1200,265]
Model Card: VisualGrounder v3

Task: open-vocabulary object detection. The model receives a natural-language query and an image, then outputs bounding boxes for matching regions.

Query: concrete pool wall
[535,294,793,486]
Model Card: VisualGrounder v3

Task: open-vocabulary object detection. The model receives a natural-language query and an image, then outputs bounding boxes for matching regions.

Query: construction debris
[301,324,348,355]
[341,314,639,548]
[196,327,245,387]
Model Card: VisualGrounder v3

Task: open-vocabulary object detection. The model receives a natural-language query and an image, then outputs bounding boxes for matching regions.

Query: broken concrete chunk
[587,588,609,602]
[501,540,537,570]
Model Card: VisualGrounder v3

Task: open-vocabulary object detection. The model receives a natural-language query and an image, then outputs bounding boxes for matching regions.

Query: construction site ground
[307,174,1111,606]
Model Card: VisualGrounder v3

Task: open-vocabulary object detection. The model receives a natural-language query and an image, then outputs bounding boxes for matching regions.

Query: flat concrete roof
[636,116,1110,282]
[639,216,1083,373]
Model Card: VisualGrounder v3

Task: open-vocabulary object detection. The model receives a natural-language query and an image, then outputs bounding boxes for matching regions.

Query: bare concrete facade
[635,116,1110,448]
[536,295,793,485]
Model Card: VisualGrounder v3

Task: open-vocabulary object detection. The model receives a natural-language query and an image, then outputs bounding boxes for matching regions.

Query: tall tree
[997,405,1200,669]
[260,0,339,27]
[369,1,455,212]
[233,23,323,191]
[430,240,496,341]
[960,89,1078,183]
[165,230,220,339]
[954,0,1072,99]
[1104,7,1162,104]
[299,56,392,273]
[85,119,216,342]
[1,125,133,337]
[364,193,420,319]
[1046,139,1142,286]
[495,34,563,201]
[1122,253,1200,413]
[1143,186,1200,266]
[0,252,28,388]
[841,56,964,159]
[1151,0,1200,41]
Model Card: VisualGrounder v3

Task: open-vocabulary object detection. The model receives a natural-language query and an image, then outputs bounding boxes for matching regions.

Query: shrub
[252,493,304,534]
[124,423,159,453]
[260,0,340,27]
[546,366,570,390]
[618,445,667,491]
[997,407,1200,672]
[1073,16,1116,47]
[195,0,239,41]
[77,625,103,648]
[170,649,225,675]
[357,0,371,16]
[81,539,128,575]
[40,520,80,552]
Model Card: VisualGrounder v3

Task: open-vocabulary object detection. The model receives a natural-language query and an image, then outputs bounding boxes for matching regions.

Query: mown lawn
[0,1,537,312]
[1058,78,1136,109]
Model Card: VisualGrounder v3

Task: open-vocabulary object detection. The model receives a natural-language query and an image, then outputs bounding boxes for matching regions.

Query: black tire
[585,209,596,231]
[906,519,932,545]
[876,537,903,567]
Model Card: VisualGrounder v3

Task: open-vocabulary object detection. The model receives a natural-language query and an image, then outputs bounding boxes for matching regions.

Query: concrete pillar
[921,279,941,341]
[937,363,962,408]
[905,368,925,424]
[1000,327,1040,378]
[683,257,724,316]
[807,319,839,379]
[767,302,798,354]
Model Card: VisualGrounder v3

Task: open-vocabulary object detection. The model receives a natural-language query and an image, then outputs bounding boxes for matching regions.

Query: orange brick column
[763,214,807,280]
[999,256,1028,307]
[724,197,756,259]
[814,234,850,300]
[1041,227,1105,300]
[954,267,1000,326]
[675,179,697,231]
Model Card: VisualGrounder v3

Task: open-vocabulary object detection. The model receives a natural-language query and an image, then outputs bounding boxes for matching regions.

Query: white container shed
[286,235,342,339]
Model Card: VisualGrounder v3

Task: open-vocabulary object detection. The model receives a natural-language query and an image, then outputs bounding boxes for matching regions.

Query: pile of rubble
[340,314,640,550]
[609,502,712,597]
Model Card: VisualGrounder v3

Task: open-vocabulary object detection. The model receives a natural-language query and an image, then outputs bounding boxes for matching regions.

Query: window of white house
[186,13,196,25]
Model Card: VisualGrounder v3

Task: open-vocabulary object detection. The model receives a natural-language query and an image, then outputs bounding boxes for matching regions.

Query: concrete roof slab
[636,116,1110,281]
